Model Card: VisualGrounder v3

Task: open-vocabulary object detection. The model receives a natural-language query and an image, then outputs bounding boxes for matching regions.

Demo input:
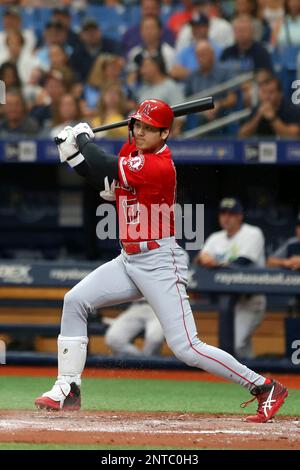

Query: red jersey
[116,139,176,243]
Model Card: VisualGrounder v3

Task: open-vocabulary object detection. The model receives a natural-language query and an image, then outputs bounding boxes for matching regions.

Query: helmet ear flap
[128,118,135,144]
[129,118,135,132]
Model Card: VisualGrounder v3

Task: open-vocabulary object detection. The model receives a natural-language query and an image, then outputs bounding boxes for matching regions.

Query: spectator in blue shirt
[267,214,300,270]
[239,76,300,138]
[221,15,273,73]
[185,40,237,126]
[51,8,82,50]
[122,0,175,56]
[171,13,222,81]
[70,18,122,82]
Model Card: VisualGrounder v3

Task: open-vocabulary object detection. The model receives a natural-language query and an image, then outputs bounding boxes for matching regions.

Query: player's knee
[64,289,84,309]
[167,340,200,367]
[63,289,90,322]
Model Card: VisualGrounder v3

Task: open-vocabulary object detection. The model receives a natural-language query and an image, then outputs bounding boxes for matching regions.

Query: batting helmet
[129,99,174,130]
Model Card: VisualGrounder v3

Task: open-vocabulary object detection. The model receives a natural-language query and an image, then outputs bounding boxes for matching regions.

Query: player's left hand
[100,176,116,201]
[56,126,79,163]
[72,122,95,140]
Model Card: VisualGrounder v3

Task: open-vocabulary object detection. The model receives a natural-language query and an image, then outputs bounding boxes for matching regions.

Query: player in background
[35,99,288,423]
[197,198,266,359]
[105,300,165,357]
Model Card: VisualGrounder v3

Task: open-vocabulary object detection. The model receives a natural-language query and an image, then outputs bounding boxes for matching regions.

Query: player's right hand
[56,126,79,163]
[100,176,116,201]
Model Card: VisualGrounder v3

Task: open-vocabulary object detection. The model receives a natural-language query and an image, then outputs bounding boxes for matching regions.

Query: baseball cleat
[241,379,288,423]
[35,382,81,411]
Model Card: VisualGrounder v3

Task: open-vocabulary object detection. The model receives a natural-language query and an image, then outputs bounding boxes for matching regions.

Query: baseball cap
[81,18,99,31]
[190,13,209,27]
[219,198,243,214]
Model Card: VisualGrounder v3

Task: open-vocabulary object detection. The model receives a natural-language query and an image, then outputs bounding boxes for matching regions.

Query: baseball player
[35,99,287,422]
[197,197,266,359]
[105,300,165,356]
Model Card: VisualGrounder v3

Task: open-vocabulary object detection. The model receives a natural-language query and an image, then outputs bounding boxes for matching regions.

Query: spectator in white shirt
[0,6,36,57]
[176,0,234,52]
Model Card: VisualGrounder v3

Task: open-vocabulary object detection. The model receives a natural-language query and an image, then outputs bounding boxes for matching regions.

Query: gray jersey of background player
[196,197,266,359]
[267,214,300,271]
[105,300,165,357]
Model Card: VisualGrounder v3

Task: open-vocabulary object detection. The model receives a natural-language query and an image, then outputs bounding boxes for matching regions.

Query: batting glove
[100,176,116,201]
[72,122,95,140]
[56,126,85,167]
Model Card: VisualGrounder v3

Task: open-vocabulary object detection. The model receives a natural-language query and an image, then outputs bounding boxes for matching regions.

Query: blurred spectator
[259,0,285,40]
[233,0,271,42]
[51,7,82,49]
[23,68,44,110]
[70,18,121,82]
[105,301,164,357]
[82,54,133,118]
[267,213,300,269]
[0,62,21,121]
[50,94,81,138]
[122,0,175,56]
[0,6,36,57]
[196,197,266,359]
[240,68,273,108]
[185,40,237,122]
[36,21,72,72]
[91,83,128,138]
[127,16,175,75]
[0,90,39,136]
[239,75,300,137]
[30,71,68,129]
[137,54,184,136]
[48,45,75,89]
[220,15,273,73]
[176,0,234,52]
[272,0,300,46]
[0,62,22,92]
[168,0,195,36]
[171,13,222,81]
[0,29,40,85]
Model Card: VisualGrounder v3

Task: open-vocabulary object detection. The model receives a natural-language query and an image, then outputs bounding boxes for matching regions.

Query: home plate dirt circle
[0,411,299,449]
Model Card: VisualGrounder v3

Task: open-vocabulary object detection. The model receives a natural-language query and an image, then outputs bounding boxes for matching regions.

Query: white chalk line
[0,418,299,438]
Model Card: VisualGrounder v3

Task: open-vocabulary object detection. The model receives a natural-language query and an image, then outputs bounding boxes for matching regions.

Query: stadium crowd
[1,0,300,138]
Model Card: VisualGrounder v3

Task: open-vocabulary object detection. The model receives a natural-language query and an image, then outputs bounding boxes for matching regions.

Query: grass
[0,376,299,416]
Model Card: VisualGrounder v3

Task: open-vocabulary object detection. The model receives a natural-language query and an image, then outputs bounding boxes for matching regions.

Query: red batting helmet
[129,99,174,130]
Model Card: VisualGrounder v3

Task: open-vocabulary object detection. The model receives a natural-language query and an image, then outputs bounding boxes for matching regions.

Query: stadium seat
[85,6,129,40]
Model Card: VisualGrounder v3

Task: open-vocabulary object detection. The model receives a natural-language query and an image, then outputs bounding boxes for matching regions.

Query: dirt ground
[0,410,299,449]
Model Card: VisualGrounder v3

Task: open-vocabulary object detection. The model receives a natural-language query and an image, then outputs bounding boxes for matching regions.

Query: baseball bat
[54,96,214,145]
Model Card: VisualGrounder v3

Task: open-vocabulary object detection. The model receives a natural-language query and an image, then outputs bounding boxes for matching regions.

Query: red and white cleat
[35,382,81,411]
[241,379,288,423]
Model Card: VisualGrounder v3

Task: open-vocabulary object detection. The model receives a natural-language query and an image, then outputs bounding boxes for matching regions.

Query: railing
[182,109,252,139]
[186,72,254,102]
